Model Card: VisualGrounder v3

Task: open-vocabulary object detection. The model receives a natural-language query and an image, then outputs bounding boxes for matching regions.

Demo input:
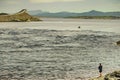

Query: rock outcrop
[0,9,41,22]
[104,71,120,80]
[116,41,120,45]
[0,13,9,15]
[90,70,120,80]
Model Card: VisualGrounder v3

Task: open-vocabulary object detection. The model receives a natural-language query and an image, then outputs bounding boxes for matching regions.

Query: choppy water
[0,19,120,80]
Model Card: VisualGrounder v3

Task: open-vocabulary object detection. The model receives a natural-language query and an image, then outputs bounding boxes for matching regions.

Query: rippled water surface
[0,18,120,80]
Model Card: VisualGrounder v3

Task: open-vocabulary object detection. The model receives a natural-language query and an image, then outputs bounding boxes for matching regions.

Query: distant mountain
[28,10,120,17]
[79,10,105,16]
[0,9,41,22]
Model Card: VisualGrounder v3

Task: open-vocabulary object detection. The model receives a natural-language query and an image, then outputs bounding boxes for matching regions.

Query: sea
[0,18,120,80]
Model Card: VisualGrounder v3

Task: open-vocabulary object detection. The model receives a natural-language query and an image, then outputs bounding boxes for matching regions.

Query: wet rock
[104,71,120,80]
[90,71,120,80]
[116,41,120,45]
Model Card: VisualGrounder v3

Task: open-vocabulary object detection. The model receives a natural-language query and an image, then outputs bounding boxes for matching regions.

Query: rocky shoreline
[116,41,120,46]
[90,70,120,80]
[0,9,41,22]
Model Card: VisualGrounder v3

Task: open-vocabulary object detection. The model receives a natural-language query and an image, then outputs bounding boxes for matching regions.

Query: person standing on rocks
[98,63,103,77]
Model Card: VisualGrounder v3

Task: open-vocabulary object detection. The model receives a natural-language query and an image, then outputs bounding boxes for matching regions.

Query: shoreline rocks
[116,41,120,45]
[104,71,120,80]
[90,70,120,80]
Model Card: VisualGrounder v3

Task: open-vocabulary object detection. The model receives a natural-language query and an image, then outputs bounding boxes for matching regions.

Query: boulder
[116,41,120,45]
[90,70,120,80]
[104,71,120,80]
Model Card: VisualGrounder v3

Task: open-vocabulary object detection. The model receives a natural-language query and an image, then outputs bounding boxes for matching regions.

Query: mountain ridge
[28,10,120,17]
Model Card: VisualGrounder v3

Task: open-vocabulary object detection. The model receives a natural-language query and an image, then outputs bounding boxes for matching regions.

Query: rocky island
[0,9,41,22]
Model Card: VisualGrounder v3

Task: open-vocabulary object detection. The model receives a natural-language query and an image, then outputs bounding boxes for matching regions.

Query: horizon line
[1,9,120,14]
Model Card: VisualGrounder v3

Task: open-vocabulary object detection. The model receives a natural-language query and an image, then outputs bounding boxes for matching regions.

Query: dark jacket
[98,65,102,73]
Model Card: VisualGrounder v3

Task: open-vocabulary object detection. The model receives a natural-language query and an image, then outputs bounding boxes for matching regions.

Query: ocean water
[0,18,120,33]
[0,18,120,80]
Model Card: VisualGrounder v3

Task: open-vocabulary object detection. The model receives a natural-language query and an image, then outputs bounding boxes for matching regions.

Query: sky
[0,0,120,13]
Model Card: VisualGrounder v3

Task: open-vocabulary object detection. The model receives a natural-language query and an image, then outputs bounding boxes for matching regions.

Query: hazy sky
[0,0,120,13]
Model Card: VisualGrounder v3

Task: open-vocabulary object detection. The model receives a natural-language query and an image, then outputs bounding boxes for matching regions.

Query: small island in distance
[0,9,41,22]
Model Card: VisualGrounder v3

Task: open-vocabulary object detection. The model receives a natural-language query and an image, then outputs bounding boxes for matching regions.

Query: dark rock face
[116,41,120,45]
[0,13,9,15]
[104,71,120,80]
[0,9,41,22]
